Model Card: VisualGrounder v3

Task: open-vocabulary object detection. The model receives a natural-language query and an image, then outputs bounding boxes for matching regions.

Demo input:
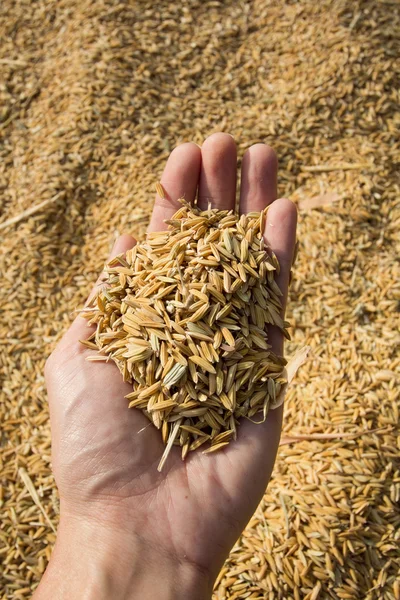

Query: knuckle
[154,196,181,211]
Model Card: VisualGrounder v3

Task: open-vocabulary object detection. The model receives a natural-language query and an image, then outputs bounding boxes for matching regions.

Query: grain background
[1,1,399,598]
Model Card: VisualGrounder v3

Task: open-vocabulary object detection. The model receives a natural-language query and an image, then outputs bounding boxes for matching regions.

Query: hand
[35,133,297,600]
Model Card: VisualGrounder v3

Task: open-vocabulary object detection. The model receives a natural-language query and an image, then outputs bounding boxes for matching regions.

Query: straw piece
[279,426,392,446]
[19,469,56,533]
[157,420,182,472]
[0,193,63,231]
[301,163,371,172]
[270,346,311,410]
[298,193,342,211]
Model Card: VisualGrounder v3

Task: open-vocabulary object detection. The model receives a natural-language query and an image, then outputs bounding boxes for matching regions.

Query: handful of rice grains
[82,195,292,470]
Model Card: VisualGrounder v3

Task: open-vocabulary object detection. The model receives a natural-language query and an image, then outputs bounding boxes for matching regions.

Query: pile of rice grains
[83,200,289,470]
[1,0,399,598]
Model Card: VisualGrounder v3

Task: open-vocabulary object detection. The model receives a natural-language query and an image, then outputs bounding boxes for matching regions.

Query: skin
[34,133,297,600]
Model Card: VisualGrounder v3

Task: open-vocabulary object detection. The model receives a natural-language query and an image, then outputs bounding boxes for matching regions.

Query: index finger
[148,142,202,233]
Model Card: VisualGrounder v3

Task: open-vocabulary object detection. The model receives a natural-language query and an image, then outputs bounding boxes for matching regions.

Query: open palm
[45,133,297,591]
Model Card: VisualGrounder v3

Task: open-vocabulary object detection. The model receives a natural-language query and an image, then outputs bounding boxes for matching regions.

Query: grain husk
[82,201,289,470]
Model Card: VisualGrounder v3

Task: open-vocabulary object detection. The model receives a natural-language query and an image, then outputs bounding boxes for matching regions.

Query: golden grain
[83,202,287,470]
[155,182,165,199]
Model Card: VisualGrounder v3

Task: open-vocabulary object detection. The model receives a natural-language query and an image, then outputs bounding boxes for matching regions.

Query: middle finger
[197,132,237,211]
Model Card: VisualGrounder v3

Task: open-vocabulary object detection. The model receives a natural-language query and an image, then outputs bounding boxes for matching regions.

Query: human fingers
[86,234,136,304]
[239,143,278,214]
[263,198,298,354]
[197,132,237,211]
[148,142,202,233]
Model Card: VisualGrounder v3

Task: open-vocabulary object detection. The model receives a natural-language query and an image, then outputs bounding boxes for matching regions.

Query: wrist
[34,513,211,600]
